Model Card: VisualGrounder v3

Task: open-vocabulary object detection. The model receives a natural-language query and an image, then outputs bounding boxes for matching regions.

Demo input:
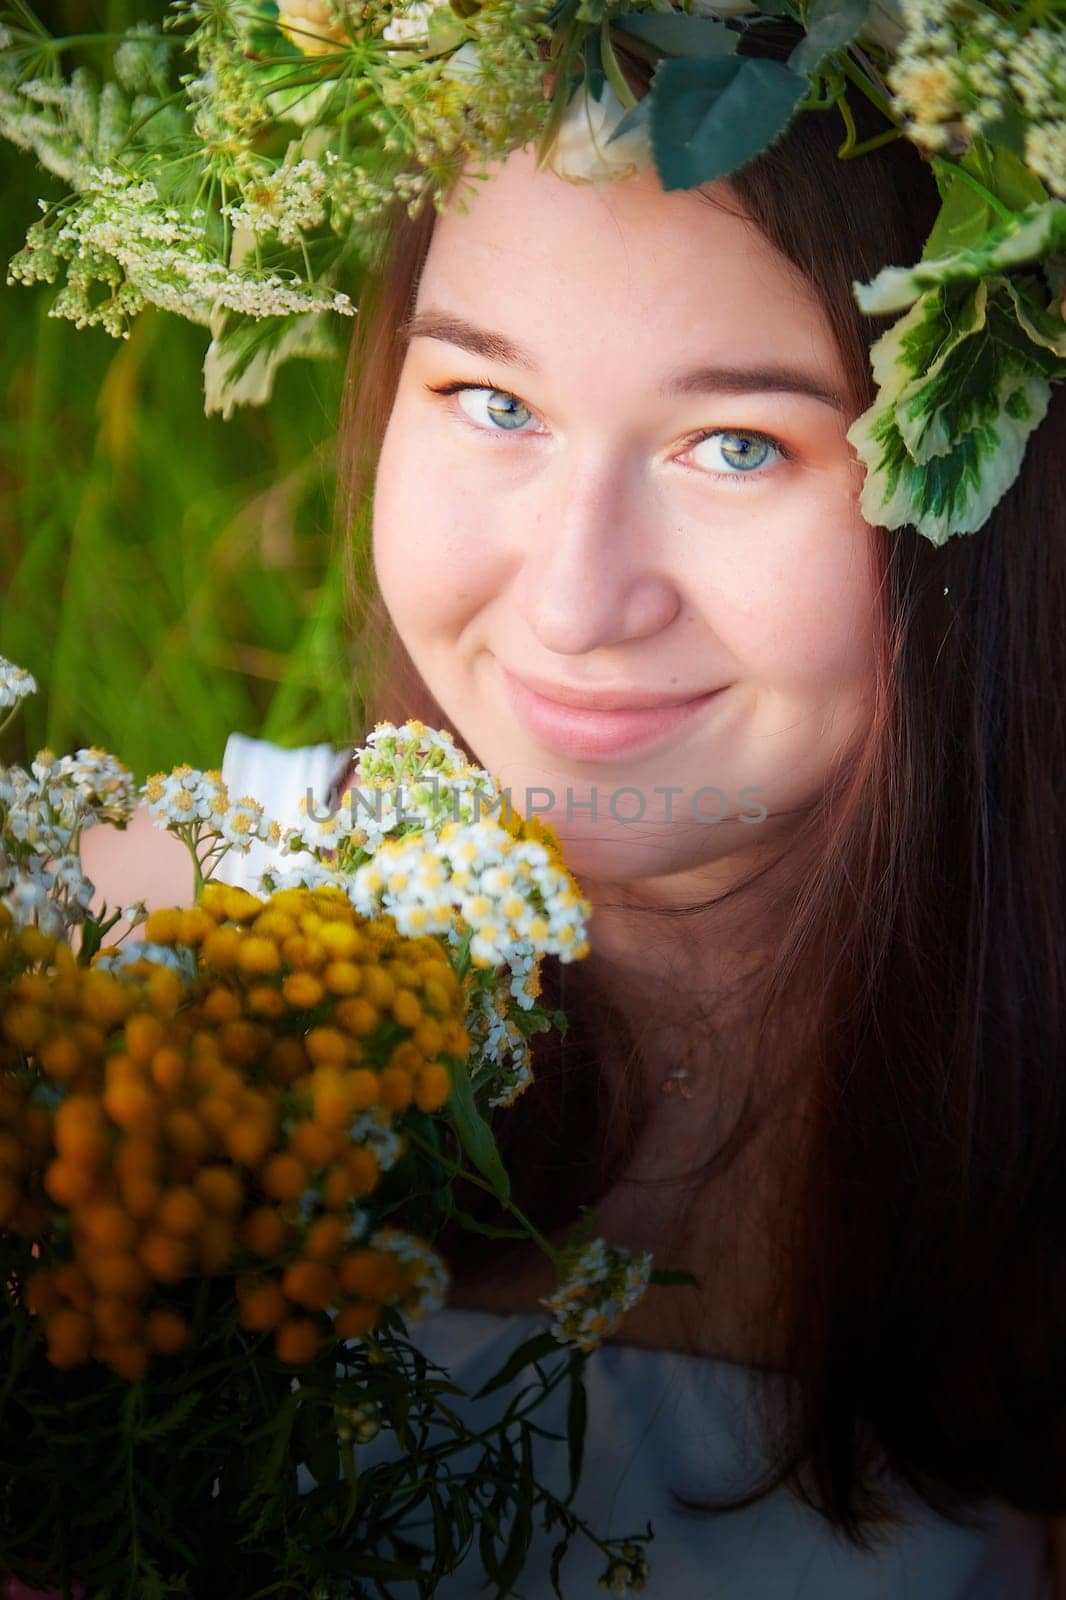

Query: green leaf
[648,1267,701,1287]
[582,30,606,102]
[1003,276,1066,358]
[922,132,1048,261]
[426,8,470,52]
[564,1357,586,1503]
[611,12,738,57]
[471,1331,563,1399]
[846,278,1062,541]
[203,308,340,421]
[445,1052,511,1201]
[649,55,808,191]
[975,107,1029,164]
[131,1389,203,1444]
[788,0,869,77]
[923,174,999,262]
[428,1486,457,1570]
[494,1426,535,1594]
[443,1202,531,1241]
[963,138,1049,214]
[856,200,1066,315]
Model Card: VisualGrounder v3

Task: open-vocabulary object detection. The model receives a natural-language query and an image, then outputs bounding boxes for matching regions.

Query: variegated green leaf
[893,286,993,465]
[203,308,340,419]
[848,376,1051,543]
[855,200,1066,316]
[1003,276,1066,358]
[848,278,1064,542]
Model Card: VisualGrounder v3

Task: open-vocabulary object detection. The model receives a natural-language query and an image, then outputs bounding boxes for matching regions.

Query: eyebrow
[399,307,849,414]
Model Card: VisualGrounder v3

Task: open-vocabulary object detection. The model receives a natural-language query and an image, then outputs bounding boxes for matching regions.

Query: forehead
[414,144,846,391]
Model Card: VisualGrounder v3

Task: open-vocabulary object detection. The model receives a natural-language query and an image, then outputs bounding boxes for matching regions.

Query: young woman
[84,36,1066,1600]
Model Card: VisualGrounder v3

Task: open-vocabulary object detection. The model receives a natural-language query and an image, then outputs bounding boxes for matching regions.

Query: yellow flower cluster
[0,886,469,1381]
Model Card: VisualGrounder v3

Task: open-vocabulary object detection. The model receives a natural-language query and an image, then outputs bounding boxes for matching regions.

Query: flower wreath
[1,0,1063,543]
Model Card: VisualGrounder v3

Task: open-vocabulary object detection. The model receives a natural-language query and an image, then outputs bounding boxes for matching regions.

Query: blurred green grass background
[0,0,360,781]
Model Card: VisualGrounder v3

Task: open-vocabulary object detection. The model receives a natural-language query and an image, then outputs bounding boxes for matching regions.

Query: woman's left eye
[426,381,788,479]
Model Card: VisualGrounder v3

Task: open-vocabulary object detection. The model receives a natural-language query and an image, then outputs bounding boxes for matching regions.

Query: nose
[513,451,682,656]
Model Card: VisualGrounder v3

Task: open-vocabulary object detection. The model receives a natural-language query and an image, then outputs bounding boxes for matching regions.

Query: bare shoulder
[79,804,193,923]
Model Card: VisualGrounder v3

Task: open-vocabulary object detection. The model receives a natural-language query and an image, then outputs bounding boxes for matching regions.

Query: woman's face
[373,144,878,889]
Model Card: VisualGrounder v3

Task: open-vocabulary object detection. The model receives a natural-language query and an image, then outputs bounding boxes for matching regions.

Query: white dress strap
[213,732,350,895]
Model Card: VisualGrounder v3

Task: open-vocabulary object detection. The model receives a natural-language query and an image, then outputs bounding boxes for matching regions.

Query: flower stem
[405,1126,560,1266]
[930,157,1016,224]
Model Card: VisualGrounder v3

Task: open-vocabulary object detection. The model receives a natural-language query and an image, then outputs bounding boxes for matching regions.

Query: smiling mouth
[496,661,728,761]
[498,666,719,713]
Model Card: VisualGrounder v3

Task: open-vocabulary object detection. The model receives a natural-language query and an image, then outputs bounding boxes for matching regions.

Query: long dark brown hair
[331,27,1066,1547]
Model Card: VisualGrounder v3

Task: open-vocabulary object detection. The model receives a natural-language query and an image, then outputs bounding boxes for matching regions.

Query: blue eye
[691,429,779,475]
[453,384,535,432]
[422,379,787,480]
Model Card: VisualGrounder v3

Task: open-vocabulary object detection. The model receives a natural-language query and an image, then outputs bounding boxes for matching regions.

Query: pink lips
[498,664,724,760]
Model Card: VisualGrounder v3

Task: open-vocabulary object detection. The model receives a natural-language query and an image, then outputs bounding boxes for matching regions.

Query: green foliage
[0,0,358,781]
[848,200,1066,540]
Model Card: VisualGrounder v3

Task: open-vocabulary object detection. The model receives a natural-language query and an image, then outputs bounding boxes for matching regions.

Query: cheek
[371,401,496,644]
[704,495,880,696]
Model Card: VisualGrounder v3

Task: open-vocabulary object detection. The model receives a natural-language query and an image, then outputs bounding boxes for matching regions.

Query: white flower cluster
[0,758,84,856]
[0,660,137,934]
[539,1237,653,1353]
[0,758,98,936]
[346,818,590,969]
[0,850,95,939]
[466,983,536,1109]
[367,1224,450,1320]
[890,1,1064,184]
[1010,28,1066,198]
[287,720,506,859]
[112,21,172,100]
[0,60,120,191]
[143,765,228,827]
[262,859,351,896]
[220,157,333,247]
[349,1107,405,1176]
[181,33,271,183]
[334,1398,381,1445]
[142,764,281,854]
[52,747,136,828]
[598,1544,650,1595]
[7,167,356,342]
[141,763,288,892]
[94,938,199,980]
[276,720,589,1107]
[0,656,38,711]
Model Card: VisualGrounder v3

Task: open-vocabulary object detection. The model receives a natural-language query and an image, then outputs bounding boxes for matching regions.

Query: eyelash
[423,378,794,481]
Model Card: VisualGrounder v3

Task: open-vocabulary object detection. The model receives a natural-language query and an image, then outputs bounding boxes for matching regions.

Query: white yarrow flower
[0,657,37,709]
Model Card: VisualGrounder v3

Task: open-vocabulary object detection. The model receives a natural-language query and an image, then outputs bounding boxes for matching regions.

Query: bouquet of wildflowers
[0,656,663,1599]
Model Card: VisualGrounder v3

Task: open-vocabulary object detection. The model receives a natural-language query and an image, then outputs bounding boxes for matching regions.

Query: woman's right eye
[425,381,540,435]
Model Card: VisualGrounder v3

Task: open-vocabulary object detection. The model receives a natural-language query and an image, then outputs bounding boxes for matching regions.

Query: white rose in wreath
[542,79,653,186]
